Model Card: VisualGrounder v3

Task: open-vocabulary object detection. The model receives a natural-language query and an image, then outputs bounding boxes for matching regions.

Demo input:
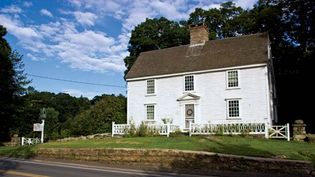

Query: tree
[44,107,59,140]
[0,25,29,141]
[188,2,244,39]
[70,95,127,135]
[16,91,91,138]
[124,17,189,77]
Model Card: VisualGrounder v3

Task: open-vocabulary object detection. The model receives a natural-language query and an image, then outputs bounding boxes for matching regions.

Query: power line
[28,74,126,88]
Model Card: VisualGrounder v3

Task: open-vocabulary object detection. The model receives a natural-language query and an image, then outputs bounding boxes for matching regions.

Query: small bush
[170,130,185,137]
[137,122,148,137]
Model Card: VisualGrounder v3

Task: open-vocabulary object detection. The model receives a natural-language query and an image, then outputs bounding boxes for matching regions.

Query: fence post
[112,122,115,137]
[189,120,192,137]
[167,123,170,137]
[264,123,269,139]
[287,123,290,141]
[21,137,24,146]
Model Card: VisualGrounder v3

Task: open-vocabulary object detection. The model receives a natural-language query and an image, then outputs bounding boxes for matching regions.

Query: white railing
[21,137,40,146]
[189,122,266,136]
[266,123,290,141]
[112,122,180,137]
[112,122,130,137]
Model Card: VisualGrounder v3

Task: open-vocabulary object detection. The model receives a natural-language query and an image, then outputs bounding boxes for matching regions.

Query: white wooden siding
[127,65,272,128]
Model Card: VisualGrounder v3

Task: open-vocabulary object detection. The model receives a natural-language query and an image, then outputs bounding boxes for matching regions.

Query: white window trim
[183,75,195,92]
[146,79,156,96]
[226,70,240,90]
[145,104,156,121]
[225,98,241,119]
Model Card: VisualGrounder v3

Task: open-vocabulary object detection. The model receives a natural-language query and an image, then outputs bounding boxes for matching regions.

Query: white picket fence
[189,122,266,136]
[112,122,180,137]
[112,121,290,141]
[21,137,41,146]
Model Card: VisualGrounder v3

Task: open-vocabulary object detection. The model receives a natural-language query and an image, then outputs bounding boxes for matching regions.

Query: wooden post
[287,123,290,141]
[264,123,269,139]
[21,137,24,146]
[112,122,115,137]
[41,119,45,143]
[189,120,192,137]
[167,123,170,137]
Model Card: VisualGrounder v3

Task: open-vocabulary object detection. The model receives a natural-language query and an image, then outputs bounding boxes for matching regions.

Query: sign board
[33,123,43,131]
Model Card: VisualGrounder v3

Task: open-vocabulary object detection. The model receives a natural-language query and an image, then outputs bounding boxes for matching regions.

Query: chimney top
[189,23,209,46]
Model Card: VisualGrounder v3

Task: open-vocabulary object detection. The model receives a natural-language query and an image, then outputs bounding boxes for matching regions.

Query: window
[185,75,194,91]
[146,105,155,120]
[227,70,239,88]
[147,80,155,94]
[227,100,240,118]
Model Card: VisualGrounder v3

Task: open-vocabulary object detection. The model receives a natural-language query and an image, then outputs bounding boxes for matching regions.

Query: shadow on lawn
[205,137,274,158]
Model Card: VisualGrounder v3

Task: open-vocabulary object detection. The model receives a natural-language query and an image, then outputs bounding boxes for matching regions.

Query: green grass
[34,136,315,161]
[0,146,35,158]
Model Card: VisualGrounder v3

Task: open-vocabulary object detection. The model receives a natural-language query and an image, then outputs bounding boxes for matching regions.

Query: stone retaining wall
[36,148,313,176]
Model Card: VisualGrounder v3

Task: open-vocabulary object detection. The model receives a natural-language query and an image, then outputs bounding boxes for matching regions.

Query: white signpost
[33,119,45,143]
[21,108,46,146]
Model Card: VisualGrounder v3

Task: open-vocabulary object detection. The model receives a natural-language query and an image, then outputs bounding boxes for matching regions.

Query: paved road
[0,158,214,177]
[0,158,305,177]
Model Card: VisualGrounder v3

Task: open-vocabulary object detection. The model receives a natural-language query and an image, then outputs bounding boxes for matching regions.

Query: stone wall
[36,148,313,176]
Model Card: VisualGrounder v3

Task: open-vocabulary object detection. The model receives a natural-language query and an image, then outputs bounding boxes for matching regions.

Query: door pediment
[177,93,200,101]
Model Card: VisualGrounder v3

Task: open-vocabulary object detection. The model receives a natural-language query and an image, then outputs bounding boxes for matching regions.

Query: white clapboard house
[125,24,277,131]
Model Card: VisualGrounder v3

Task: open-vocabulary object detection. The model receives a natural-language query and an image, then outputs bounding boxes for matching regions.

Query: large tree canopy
[0,25,29,141]
[124,17,189,77]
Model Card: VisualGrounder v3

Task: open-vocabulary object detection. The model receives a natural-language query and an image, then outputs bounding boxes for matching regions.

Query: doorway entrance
[185,104,195,129]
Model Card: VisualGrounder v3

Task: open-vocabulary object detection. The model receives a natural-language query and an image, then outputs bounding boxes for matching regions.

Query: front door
[185,104,195,129]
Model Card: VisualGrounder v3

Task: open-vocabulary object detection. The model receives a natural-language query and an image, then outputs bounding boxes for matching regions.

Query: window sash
[185,75,194,91]
[227,100,240,118]
[146,105,155,120]
[227,70,239,88]
[147,80,155,94]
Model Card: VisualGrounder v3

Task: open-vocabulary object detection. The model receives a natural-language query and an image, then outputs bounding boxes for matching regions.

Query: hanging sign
[33,123,43,131]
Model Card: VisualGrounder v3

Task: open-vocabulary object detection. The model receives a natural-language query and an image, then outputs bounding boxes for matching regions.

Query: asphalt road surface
[0,158,305,177]
[0,158,215,177]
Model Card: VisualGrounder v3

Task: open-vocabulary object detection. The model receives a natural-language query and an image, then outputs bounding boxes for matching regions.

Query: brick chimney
[189,23,209,46]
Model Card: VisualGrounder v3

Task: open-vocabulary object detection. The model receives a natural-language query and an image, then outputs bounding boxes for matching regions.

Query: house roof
[126,33,269,79]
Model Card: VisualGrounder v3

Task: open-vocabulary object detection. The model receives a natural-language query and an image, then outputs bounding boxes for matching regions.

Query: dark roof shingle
[126,33,268,79]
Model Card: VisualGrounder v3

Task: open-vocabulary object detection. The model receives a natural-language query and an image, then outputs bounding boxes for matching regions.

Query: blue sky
[0,0,257,99]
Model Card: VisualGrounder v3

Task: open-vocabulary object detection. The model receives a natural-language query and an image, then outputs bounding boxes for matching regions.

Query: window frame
[184,75,195,92]
[226,99,241,119]
[146,79,155,95]
[146,104,155,120]
[226,70,240,89]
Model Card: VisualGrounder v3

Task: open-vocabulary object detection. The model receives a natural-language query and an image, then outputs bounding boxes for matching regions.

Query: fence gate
[266,123,290,141]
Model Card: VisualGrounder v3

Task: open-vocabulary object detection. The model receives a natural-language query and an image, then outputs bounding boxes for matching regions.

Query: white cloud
[73,11,97,26]
[0,5,22,14]
[0,15,41,40]
[23,2,33,7]
[40,9,53,17]
[1,13,125,73]
[3,0,258,75]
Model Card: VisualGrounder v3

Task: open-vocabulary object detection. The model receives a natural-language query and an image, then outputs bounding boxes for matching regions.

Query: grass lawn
[33,136,315,161]
[1,136,314,161]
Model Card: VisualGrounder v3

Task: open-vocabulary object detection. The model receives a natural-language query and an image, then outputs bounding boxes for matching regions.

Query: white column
[41,119,45,143]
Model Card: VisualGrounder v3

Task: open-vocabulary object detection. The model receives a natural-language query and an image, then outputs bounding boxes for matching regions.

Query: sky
[0,0,257,99]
